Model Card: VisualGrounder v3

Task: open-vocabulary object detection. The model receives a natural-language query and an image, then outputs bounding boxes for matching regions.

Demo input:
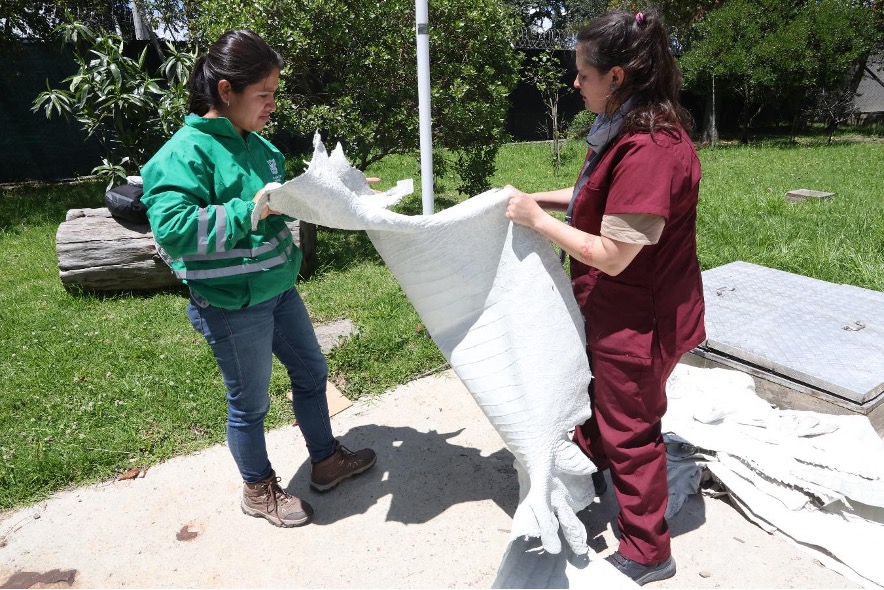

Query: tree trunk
[701,86,718,145]
[551,101,560,177]
[298,222,317,280]
[790,114,800,144]
[132,1,165,60]
[131,2,151,41]
[826,119,839,144]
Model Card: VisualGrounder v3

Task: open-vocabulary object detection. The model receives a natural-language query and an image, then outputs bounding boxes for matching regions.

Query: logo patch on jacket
[268,159,283,182]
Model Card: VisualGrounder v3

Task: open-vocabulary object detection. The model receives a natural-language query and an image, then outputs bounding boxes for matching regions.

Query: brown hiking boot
[241,470,313,527]
[310,441,377,492]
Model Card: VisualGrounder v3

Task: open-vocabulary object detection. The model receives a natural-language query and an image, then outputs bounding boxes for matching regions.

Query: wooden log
[57,208,180,291]
[57,208,317,291]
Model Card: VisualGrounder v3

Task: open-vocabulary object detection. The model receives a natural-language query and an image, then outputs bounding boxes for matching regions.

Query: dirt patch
[0,569,77,589]
[175,525,198,541]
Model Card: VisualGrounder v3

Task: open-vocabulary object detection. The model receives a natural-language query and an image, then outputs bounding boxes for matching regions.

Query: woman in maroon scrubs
[506,9,705,586]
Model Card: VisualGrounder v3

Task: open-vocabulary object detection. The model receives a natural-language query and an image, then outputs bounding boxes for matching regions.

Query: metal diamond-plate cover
[700,261,884,405]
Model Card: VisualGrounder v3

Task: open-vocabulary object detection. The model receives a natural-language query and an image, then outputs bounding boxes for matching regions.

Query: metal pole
[415,0,434,215]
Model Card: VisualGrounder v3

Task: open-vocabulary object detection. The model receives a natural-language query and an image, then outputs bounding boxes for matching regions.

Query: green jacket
[141,114,300,309]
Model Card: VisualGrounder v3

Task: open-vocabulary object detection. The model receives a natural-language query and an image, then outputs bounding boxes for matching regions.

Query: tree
[32,21,196,186]
[132,0,202,41]
[679,0,878,141]
[524,50,570,175]
[507,0,606,33]
[1,1,136,52]
[807,88,858,143]
[801,0,881,137]
[193,0,520,195]
[1,1,201,61]
[872,0,884,44]
[606,0,722,49]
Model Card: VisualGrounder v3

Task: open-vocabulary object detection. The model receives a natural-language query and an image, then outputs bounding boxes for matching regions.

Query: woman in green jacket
[141,30,375,528]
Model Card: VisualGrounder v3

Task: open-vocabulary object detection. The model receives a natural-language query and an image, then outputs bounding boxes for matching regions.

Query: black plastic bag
[104,183,148,224]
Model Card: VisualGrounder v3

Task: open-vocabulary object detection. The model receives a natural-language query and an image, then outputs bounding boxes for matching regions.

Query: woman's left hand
[505,185,545,229]
[253,187,281,219]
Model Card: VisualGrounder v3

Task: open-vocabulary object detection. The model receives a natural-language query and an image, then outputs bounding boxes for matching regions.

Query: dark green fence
[0,42,104,183]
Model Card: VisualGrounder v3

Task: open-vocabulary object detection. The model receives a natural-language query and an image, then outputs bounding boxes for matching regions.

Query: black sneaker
[592,469,607,495]
[605,551,676,586]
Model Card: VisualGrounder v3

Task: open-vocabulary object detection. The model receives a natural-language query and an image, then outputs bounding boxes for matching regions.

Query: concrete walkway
[0,369,858,588]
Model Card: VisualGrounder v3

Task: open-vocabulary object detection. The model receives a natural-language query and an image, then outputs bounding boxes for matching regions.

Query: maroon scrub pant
[573,343,680,565]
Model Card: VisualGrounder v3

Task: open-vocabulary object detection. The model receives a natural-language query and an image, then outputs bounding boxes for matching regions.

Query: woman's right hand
[505,185,546,229]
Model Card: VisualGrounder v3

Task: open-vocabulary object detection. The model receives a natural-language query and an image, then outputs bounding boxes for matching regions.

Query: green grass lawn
[1,136,881,509]
[696,139,884,289]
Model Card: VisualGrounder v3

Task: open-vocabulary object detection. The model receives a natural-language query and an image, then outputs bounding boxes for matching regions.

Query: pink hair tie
[635,12,645,25]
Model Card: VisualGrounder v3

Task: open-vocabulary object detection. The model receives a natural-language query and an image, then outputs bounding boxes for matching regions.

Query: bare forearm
[532,187,573,211]
[505,186,643,275]
[533,214,643,276]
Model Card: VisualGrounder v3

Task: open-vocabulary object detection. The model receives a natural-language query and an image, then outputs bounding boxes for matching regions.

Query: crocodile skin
[255,134,597,555]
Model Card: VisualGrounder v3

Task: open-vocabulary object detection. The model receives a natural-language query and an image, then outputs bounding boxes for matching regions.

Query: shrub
[32,21,197,186]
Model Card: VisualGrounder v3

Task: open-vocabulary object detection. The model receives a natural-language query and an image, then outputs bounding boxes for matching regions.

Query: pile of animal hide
[663,363,884,588]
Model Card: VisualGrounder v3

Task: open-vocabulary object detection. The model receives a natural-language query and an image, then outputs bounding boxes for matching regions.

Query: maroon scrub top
[570,127,706,361]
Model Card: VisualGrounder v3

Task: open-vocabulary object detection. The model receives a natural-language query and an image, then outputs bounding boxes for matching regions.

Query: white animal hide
[664,364,884,587]
[257,134,596,556]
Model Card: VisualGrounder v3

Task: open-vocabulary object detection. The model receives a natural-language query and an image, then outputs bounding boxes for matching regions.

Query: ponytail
[576,10,693,134]
[185,30,284,117]
[188,55,212,115]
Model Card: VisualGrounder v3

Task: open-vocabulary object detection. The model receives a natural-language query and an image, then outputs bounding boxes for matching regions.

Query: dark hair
[188,30,284,116]
[576,10,692,134]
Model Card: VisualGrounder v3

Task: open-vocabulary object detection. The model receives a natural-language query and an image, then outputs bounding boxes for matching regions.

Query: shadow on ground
[287,424,521,526]
[285,422,706,559]
[578,470,708,555]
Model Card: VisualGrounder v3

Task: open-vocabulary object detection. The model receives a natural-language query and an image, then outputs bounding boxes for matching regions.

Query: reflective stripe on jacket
[142,114,300,309]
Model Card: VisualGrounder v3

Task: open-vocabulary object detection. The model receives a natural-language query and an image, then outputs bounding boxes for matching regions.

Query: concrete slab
[785,189,835,201]
[0,369,859,588]
[699,261,884,412]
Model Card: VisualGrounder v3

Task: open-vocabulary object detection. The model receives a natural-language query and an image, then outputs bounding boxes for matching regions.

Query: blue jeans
[187,287,337,482]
